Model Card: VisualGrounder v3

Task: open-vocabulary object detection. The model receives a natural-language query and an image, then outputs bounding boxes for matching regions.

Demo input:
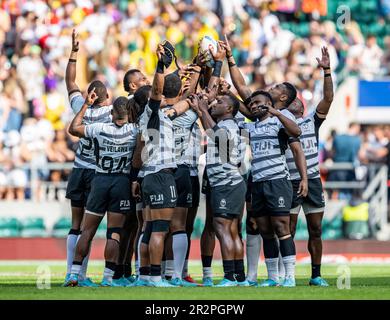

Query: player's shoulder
[220,118,239,130]
[280,108,296,120]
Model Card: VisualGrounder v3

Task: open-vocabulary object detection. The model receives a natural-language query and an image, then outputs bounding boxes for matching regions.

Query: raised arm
[207,41,226,90]
[149,43,166,111]
[220,35,252,101]
[267,106,301,137]
[65,29,80,94]
[187,94,216,133]
[68,88,97,138]
[180,64,202,100]
[315,47,334,119]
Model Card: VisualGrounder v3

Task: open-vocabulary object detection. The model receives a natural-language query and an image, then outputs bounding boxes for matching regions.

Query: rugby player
[159,67,201,287]
[286,47,334,287]
[131,43,195,287]
[222,35,309,286]
[64,30,112,287]
[112,69,150,285]
[65,91,138,287]
[239,90,303,287]
[190,83,248,287]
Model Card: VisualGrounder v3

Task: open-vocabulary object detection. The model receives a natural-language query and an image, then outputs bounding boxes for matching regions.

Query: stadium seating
[0,217,21,237]
[52,217,72,238]
[20,217,48,238]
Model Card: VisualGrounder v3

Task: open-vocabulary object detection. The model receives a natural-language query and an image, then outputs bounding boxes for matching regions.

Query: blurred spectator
[328,123,362,199]
[347,34,384,80]
[16,44,45,117]
[0,0,389,201]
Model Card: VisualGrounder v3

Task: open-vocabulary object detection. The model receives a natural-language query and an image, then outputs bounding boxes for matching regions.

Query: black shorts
[290,178,325,214]
[251,178,293,217]
[66,168,95,206]
[245,173,253,203]
[210,180,246,219]
[190,175,200,208]
[86,174,132,215]
[201,168,210,198]
[135,177,144,211]
[142,170,177,209]
[174,165,192,208]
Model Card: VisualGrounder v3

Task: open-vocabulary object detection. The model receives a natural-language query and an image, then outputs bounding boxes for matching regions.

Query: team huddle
[63,29,333,288]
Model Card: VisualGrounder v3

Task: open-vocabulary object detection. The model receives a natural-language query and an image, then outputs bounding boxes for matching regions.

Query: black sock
[201,255,213,268]
[139,266,150,276]
[222,260,235,281]
[151,264,161,277]
[234,259,245,282]
[186,237,191,260]
[279,236,296,257]
[312,264,321,278]
[105,261,116,272]
[263,237,279,258]
[124,264,132,278]
[113,264,124,279]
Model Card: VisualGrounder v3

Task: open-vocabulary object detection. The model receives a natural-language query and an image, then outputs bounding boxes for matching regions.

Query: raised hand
[203,83,218,102]
[198,93,210,111]
[261,104,278,116]
[195,51,208,68]
[218,78,231,95]
[316,46,330,69]
[72,29,79,52]
[178,64,201,80]
[156,43,165,62]
[86,87,98,105]
[211,41,226,62]
[220,34,233,58]
[187,94,202,116]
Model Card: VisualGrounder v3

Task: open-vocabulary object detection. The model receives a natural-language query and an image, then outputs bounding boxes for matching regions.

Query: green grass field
[0,261,390,300]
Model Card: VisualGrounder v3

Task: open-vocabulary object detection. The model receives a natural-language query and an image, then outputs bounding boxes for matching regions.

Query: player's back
[85,122,138,174]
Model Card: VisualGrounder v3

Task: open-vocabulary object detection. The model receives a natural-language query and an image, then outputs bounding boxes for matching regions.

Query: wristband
[212,60,223,77]
[324,73,331,77]
[228,61,236,68]
[167,108,178,120]
[156,60,164,74]
[129,167,140,182]
[69,59,77,63]
[323,67,331,70]
[71,50,79,53]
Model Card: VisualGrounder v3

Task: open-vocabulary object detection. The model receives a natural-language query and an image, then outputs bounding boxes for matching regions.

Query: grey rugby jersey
[84,122,138,174]
[285,111,324,180]
[240,109,297,182]
[206,118,245,187]
[183,121,203,176]
[69,92,112,170]
[162,106,198,166]
[138,99,176,176]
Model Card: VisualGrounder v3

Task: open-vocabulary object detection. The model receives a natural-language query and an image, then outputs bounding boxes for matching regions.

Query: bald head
[288,98,304,119]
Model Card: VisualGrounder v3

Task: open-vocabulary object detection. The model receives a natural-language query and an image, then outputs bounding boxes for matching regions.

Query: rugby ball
[199,35,218,68]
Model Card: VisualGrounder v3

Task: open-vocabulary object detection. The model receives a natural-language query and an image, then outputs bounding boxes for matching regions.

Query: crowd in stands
[0,0,390,200]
